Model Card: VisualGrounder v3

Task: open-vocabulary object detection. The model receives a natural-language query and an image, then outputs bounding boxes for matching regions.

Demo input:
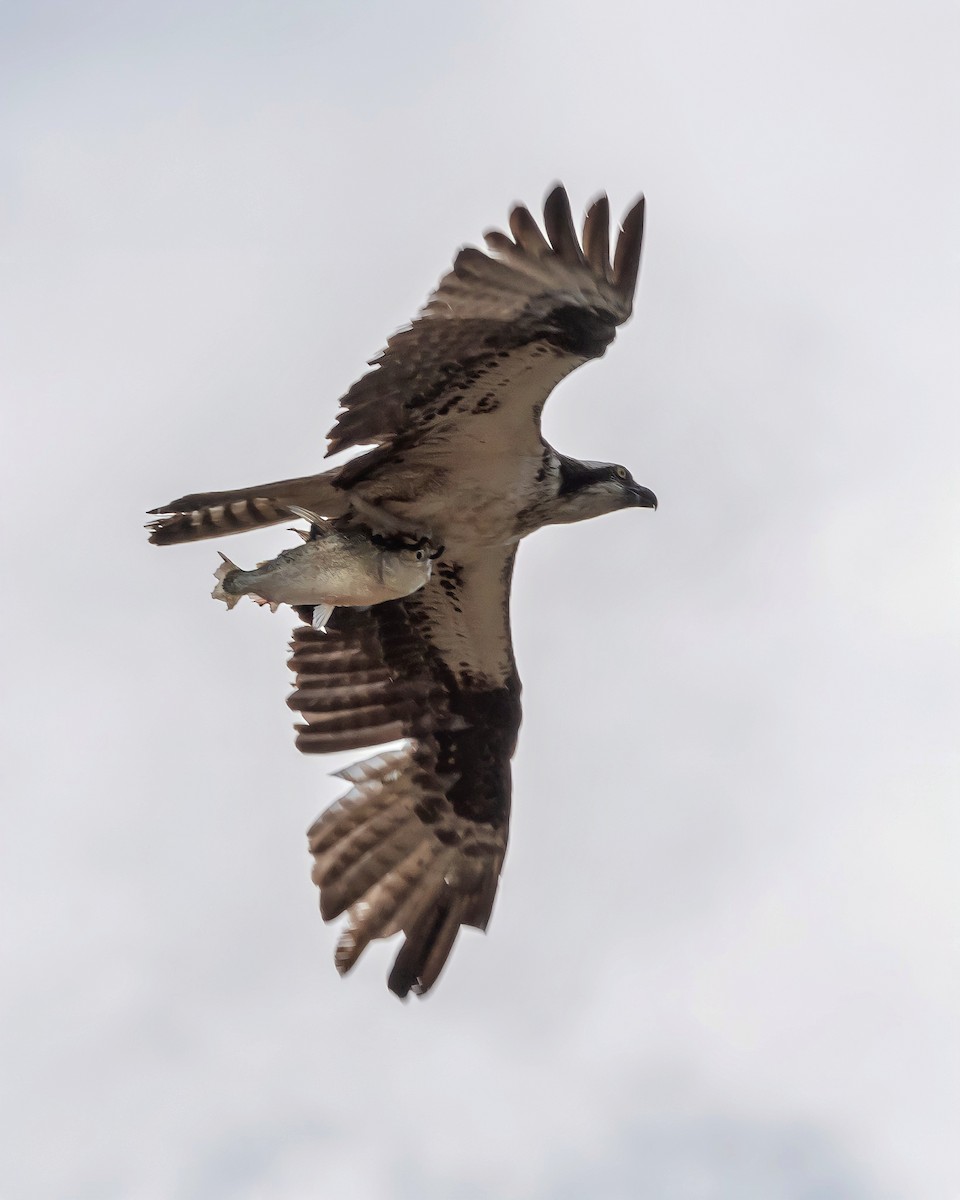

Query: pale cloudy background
[2,2,958,1198]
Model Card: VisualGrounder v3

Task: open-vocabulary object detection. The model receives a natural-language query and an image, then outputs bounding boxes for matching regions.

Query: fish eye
[614,465,627,480]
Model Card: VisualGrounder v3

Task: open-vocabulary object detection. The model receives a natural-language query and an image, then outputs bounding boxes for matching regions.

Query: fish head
[378,535,439,593]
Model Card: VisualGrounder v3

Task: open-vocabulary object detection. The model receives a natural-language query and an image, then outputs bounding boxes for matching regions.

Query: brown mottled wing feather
[289,547,520,997]
[326,184,645,455]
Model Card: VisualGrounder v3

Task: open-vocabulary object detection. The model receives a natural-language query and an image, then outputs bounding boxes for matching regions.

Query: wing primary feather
[317,815,433,919]
[613,194,646,305]
[481,229,516,255]
[414,892,470,995]
[387,891,467,998]
[582,194,611,279]
[334,841,454,975]
[311,785,422,874]
[508,204,551,257]
[461,854,504,929]
[543,183,585,267]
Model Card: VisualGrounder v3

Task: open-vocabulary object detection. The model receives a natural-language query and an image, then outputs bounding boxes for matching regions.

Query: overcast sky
[2,2,958,1198]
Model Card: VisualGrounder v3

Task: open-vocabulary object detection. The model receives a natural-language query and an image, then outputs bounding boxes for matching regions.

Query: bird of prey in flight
[148,184,657,998]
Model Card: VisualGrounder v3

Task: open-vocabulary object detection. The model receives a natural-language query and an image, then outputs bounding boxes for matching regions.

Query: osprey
[148,185,657,997]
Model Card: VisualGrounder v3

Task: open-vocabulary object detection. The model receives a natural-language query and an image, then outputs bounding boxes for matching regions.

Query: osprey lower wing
[307,743,505,998]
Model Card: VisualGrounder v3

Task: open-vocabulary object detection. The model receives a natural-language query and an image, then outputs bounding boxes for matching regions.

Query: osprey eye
[615,465,627,480]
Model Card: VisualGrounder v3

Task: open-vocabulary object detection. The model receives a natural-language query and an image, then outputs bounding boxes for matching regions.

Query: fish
[211,508,437,631]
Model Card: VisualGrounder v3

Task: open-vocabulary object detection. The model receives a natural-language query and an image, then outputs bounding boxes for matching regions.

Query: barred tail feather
[148,496,293,545]
[308,741,506,998]
[146,474,347,545]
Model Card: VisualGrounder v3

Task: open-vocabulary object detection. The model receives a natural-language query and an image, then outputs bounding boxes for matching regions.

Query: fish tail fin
[211,552,241,608]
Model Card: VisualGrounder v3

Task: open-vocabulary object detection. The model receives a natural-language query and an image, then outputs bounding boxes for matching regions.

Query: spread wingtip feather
[542,183,585,267]
[613,193,645,305]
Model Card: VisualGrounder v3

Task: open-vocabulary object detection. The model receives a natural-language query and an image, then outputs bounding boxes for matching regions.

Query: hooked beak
[629,482,658,510]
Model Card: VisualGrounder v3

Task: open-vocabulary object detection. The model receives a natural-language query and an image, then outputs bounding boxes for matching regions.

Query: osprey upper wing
[289,544,520,997]
[145,185,643,546]
[325,184,645,456]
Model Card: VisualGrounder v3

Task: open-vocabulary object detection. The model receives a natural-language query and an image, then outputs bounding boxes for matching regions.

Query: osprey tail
[307,745,504,999]
[146,473,347,545]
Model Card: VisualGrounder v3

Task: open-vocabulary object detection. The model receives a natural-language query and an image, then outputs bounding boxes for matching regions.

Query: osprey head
[551,454,658,525]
